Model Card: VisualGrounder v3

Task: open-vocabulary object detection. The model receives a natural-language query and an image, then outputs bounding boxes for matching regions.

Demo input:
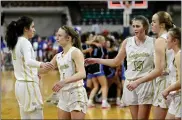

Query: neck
[63,44,72,54]
[23,34,29,40]
[173,46,180,54]
[136,34,146,43]
[158,29,167,38]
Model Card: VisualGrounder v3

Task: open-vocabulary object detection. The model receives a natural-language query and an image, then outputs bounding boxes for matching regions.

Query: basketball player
[127,11,175,119]
[46,25,88,119]
[86,35,111,108]
[86,15,154,119]
[162,27,181,120]
[5,16,54,119]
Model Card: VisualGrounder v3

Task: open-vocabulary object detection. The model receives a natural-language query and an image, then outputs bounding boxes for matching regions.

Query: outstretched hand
[85,58,98,65]
[40,62,55,71]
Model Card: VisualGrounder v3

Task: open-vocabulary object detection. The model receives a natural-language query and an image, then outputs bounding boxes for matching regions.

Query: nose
[55,36,59,41]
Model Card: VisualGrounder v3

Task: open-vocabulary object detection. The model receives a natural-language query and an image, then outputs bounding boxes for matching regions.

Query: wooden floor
[1,71,154,119]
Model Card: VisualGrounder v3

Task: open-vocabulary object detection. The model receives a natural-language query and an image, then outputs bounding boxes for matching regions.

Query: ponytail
[5,16,33,50]
[5,21,18,50]
[61,25,82,50]
[72,34,82,50]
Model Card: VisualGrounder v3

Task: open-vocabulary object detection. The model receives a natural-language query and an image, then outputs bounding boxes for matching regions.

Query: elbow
[114,59,121,67]
[83,71,86,79]
[80,70,86,79]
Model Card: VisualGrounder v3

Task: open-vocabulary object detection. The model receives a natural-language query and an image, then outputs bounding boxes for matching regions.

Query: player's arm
[96,39,127,67]
[82,47,93,54]
[64,48,86,84]
[21,40,54,74]
[163,55,181,99]
[21,40,42,68]
[38,54,57,74]
[166,81,181,93]
[168,52,181,91]
[176,52,181,85]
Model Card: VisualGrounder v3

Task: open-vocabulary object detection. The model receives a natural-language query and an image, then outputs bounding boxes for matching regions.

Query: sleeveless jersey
[125,36,155,80]
[56,47,84,90]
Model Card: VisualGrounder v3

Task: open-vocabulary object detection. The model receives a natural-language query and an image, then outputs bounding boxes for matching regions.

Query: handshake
[40,62,55,71]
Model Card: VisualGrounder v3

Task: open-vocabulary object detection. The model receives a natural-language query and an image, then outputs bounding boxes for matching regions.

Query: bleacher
[78,1,153,25]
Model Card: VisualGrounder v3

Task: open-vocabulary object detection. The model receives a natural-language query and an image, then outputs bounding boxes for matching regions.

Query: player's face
[27,22,36,39]
[151,14,160,34]
[166,32,175,50]
[106,40,111,48]
[132,20,145,37]
[56,28,69,47]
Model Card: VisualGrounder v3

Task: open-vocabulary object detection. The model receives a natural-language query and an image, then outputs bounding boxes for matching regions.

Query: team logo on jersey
[60,64,69,70]
[133,61,144,71]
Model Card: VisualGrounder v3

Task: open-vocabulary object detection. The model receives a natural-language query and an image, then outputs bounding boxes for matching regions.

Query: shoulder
[71,47,84,58]
[155,37,166,46]
[122,37,131,48]
[19,37,31,45]
[72,47,82,55]
[125,36,134,44]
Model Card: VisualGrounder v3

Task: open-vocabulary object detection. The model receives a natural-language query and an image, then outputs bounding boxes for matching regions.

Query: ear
[24,27,29,32]
[173,38,178,44]
[67,36,71,41]
[160,23,165,28]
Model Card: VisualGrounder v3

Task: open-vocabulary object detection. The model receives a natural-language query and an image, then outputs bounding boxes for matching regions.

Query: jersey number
[133,61,144,71]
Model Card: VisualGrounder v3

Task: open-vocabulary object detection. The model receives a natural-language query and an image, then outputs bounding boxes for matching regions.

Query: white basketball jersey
[12,37,39,83]
[125,36,155,80]
[56,47,84,90]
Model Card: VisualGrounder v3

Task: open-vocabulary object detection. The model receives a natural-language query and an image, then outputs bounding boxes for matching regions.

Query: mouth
[135,32,139,34]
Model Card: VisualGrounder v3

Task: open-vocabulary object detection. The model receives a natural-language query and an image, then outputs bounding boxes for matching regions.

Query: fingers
[44,62,55,70]
[127,84,133,91]
[126,82,135,91]
[162,92,167,100]
[52,84,61,92]
[85,58,96,64]
[41,62,54,71]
